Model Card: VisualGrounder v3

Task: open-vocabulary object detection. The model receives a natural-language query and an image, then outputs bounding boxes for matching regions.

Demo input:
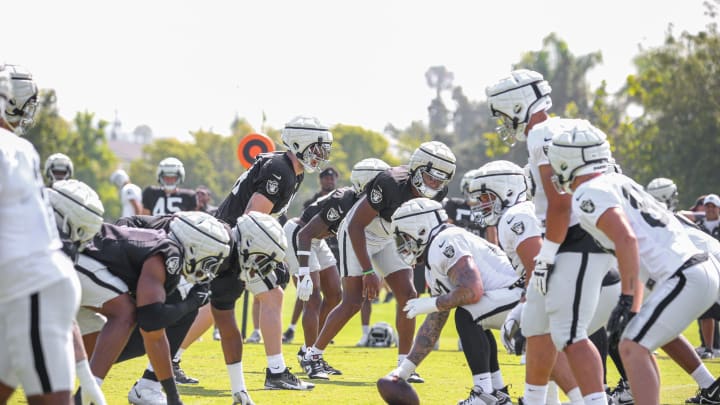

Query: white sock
[472,373,492,393]
[95,376,103,387]
[362,325,370,334]
[567,387,584,404]
[301,344,307,352]
[397,354,407,366]
[583,391,608,404]
[146,362,154,373]
[173,348,185,363]
[253,328,261,334]
[491,370,504,390]
[267,354,286,374]
[306,346,324,360]
[693,364,716,389]
[227,362,246,392]
[523,383,547,405]
[289,324,296,331]
[546,381,561,405]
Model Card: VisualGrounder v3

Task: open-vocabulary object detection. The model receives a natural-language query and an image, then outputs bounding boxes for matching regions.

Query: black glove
[187,283,211,308]
[607,294,634,346]
[274,262,290,289]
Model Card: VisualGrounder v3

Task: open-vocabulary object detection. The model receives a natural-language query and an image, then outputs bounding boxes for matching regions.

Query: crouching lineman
[387,198,522,405]
[546,120,720,404]
[56,205,230,405]
[294,158,390,378]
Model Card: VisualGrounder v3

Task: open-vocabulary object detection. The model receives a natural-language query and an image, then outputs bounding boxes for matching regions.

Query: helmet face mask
[486,69,552,146]
[281,116,333,173]
[170,211,231,284]
[157,157,185,192]
[469,190,503,227]
[234,212,287,278]
[300,140,332,172]
[47,180,105,251]
[45,153,74,184]
[409,141,456,199]
[3,64,39,135]
[468,160,527,226]
[390,198,448,266]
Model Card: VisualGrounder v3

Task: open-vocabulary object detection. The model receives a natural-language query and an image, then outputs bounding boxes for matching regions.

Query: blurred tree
[24,90,120,218]
[618,6,720,207]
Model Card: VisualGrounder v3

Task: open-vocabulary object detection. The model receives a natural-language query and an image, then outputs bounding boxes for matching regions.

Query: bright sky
[6,0,711,141]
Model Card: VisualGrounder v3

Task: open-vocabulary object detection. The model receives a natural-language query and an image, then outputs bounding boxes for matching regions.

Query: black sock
[160,377,182,404]
[142,369,158,382]
[455,307,490,375]
[484,329,500,373]
[589,327,608,385]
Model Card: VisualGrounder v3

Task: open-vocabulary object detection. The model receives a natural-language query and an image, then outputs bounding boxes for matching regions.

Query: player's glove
[533,240,560,295]
[296,267,313,301]
[387,359,416,381]
[187,283,211,308]
[607,294,635,347]
[403,297,438,319]
[274,262,290,289]
[75,360,107,405]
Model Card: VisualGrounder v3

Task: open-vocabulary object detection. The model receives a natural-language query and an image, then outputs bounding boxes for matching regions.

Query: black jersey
[443,197,486,237]
[301,187,359,234]
[303,190,329,209]
[366,166,448,222]
[142,186,196,215]
[215,152,304,225]
[82,223,183,294]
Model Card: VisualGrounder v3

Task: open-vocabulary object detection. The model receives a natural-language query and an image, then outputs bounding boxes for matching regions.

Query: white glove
[501,302,524,354]
[532,240,560,296]
[296,267,313,301]
[76,360,107,405]
[403,297,438,319]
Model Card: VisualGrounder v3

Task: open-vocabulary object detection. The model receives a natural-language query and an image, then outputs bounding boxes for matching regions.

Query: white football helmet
[110,169,130,188]
[157,157,185,191]
[44,153,74,184]
[408,141,456,199]
[546,120,610,194]
[350,158,390,194]
[235,212,287,278]
[486,69,552,145]
[47,179,105,250]
[169,211,231,284]
[2,64,38,135]
[281,115,333,173]
[391,198,448,265]
[647,177,678,211]
[468,161,528,227]
[459,168,481,200]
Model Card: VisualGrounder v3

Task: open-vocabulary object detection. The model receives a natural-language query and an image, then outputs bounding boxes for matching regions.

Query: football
[376,375,420,405]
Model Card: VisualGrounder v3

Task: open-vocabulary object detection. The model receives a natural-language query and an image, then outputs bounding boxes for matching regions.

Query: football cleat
[128,380,167,405]
[173,360,199,385]
[687,377,720,404]
[492,386,512,405]
[458,385,500,405]
[245,330,262,344]
[356,334,369,347]
[264,367,315,390]
[232,390,255,405]
[302,354,329,380]
[407,372,425,384]
[282,327,295,344]
[321,358,342,375]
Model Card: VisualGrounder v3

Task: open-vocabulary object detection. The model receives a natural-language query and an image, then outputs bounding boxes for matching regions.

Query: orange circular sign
[237,133,275,169]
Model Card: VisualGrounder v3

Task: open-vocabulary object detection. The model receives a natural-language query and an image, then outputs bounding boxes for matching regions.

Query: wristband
[298,266,310,277]
[537,239,561,260]
[296,250,311,256]
[363,268,375,275]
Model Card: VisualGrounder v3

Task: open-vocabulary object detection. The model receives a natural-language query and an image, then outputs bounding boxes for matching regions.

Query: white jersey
[680,218,720,263]
[526,117,580,227]
[120,182,142,218]
[0,129,73,302]
[573,173,701,284]
[497,200,543,278]
[426,226,518,296]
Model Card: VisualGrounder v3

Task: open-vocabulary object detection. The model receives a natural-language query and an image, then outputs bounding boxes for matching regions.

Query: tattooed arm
[436,255,483,311]
[407,310,450,366]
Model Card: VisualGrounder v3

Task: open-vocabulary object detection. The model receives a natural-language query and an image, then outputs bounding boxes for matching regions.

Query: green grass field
[8,286,720,404]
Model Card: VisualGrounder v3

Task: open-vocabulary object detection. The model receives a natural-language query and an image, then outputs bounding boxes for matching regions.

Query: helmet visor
[493,113,527,147]
[303,143,332,171]
[393,231,421,266]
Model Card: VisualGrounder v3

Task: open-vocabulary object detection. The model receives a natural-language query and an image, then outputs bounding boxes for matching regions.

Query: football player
[44,152,74,185]
[212,115,332,396]
[142,157,196,215]
[469,160,622,405]
[301,141,455,384]
[111,169,143,218]
[547,120,720,404]
[293,158,389,378]
[0,66,85,405]
[487,70,615,405]
[386,198,521,404]
[646,177,679,212]
[444,168,486,238]
[60,209,230,405]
